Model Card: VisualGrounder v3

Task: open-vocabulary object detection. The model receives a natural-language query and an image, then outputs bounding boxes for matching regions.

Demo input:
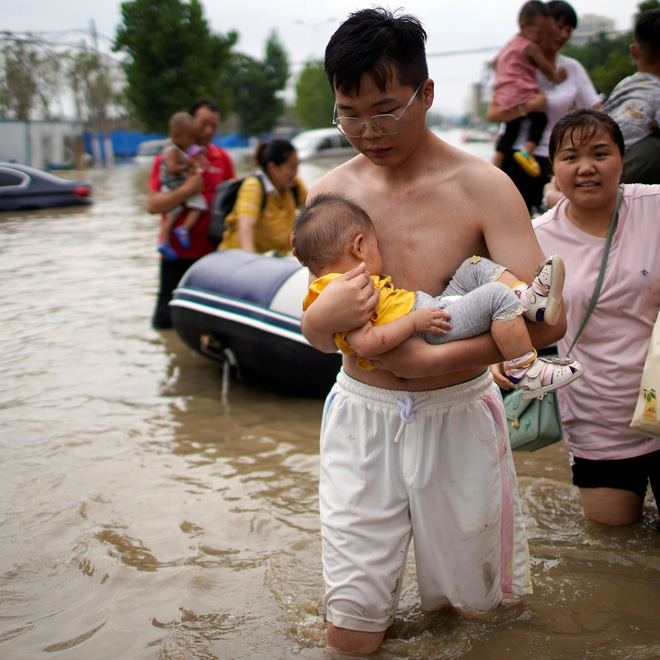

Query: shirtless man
[296,8,566,654]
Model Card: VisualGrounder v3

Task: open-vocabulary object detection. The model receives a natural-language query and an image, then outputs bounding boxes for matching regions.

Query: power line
[428,46,499,57]
[0,30,124,64]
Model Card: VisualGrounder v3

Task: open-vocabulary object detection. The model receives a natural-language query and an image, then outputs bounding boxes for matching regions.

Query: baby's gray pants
[413,257,523,344]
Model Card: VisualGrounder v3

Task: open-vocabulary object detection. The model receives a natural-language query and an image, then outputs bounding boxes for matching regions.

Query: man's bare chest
[375,212,484,295]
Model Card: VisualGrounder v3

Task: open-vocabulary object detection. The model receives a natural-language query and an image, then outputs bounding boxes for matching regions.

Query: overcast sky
[3,1,638,116]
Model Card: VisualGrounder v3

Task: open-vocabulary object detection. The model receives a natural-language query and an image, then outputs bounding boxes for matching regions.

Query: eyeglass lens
[336,115,399,137]
[333,81,423,138]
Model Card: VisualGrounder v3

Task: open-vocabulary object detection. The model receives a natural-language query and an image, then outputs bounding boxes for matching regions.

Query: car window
[338,135,352,148]
[0,169,29,189]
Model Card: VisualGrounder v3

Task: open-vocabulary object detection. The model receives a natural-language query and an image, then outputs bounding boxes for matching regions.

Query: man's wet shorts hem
[325,606,392,634]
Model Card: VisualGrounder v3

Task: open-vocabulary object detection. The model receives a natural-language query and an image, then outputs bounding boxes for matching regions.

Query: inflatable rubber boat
[170,249,342,397]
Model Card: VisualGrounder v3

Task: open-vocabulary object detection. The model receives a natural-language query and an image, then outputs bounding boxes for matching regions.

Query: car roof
[292,127,338,140]
[1,162,50,175]
[0,162,77,183]
[292,127,345,149]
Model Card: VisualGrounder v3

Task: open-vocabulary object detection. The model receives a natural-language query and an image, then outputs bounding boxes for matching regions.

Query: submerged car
[291,127,356,161]
[0,162,93,211]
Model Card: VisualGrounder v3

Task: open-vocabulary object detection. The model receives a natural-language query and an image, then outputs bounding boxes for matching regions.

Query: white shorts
[319,370,531,633]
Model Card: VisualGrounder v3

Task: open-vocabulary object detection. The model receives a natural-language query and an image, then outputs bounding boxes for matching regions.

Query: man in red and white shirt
[147,98,236,328]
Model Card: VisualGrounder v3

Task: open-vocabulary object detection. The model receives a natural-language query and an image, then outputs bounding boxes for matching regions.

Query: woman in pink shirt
[500,108,660,526]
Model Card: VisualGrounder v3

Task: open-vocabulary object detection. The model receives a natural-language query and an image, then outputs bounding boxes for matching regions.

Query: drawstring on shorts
[394,394,430,443]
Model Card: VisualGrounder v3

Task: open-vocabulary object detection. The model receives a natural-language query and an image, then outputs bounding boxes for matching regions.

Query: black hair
[548,108,625,164]
[324,7,428,96]
[255,139,295,172]
[293,193,374,276]
[635,8,660,63]
[545,1,578,29]
[189,98,222,117]
[519,1,549,25]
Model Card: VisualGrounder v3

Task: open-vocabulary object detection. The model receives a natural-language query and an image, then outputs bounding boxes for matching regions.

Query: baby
[158,111,208,259]
[293,193,583,399]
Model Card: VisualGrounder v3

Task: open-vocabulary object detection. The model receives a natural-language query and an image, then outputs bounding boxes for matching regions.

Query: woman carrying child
[492,0,567,177]
[488,1,601,214]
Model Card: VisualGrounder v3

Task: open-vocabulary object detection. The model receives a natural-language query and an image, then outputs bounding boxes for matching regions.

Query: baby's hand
[553,67,568,84]
[411,308,452,334]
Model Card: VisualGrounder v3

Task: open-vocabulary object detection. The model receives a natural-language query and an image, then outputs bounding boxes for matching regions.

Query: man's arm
[346,308,451,359]
[146,171,204,214]
[369,317,563,379]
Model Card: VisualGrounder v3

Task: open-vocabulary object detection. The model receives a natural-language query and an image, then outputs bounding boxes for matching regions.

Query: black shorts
[571,449,660,500]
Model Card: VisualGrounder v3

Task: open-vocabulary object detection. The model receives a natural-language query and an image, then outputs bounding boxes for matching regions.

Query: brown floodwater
[1,134,659,660]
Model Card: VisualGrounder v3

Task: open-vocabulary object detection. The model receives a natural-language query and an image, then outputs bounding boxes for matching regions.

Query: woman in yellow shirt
[221,139,307,255]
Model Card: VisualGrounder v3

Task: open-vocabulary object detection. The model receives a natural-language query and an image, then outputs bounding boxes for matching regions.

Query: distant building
[570,14,617,46]
[468,82,483,119]
[0,120,85,170]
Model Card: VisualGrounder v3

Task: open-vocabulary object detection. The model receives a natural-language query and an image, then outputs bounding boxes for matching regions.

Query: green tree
[294,60,335,129]
[591,51,638,99]
[562,0,660,98]
[637,0,660,17]
[113,0,236,133]
[223,31,289,137]
[563,32,635,96]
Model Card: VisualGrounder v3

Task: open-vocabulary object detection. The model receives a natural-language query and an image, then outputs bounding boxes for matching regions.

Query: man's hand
[146,169,204,215]
[301,262,379,352]
[490,362,514,390]
[311,263,379,333]
[183,168,204,192]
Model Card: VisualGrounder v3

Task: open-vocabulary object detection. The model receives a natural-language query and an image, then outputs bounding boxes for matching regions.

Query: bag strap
[567,187,623,356]
[249,173,268,213]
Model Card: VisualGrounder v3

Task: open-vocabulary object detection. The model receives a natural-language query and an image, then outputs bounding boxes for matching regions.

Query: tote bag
[630,308,660,438]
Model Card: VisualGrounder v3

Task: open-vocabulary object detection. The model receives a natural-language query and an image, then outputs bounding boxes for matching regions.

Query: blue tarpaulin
[84,130,251,161]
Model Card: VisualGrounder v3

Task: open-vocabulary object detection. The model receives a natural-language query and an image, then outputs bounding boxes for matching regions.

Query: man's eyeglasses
[332,82,424,138]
